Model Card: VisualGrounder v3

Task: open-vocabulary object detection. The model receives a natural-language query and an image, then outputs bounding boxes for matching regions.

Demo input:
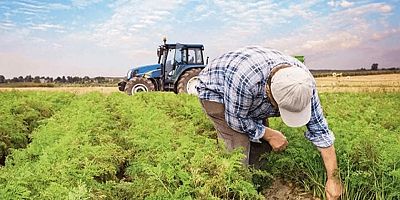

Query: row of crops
[0,91,399,199]
[0,92,74,166]
[0,91,263,199]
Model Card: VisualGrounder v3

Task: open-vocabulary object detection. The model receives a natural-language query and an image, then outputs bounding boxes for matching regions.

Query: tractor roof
[163,43,204,49]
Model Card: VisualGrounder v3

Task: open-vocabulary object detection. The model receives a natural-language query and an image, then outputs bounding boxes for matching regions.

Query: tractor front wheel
[125,77,155,95]
[177,68,202,95]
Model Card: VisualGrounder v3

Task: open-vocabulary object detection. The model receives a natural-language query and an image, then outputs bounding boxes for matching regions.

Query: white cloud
[195,4,206,13]
[14,1,45,9]
[302,32,361,51]
[48,3,71,10]
[258,1,396,70]
[328,0,354,8]
[30,23,64,31]
[71,0,102,8]
[17,6,47,13]
[4,1,71,24]
[371,28,400,41]
[339,0,354,8]
[264,30,362,57]
[327,1,336,7]
[88,0,183,50]
[0,21,16,30]
[379,4,392,13]
[193,0,320,55]
[337,2,392,15]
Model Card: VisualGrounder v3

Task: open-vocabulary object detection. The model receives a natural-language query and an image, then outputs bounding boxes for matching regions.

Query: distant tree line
[359,63,400,71]
[0,75,121,84]
[310,64,400,77]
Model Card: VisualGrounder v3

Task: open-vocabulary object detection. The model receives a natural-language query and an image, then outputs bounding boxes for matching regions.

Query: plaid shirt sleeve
[223,59,266,142]
[305,89,335,148]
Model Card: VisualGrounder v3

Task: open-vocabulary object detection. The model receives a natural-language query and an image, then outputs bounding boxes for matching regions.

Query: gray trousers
[200,100,272,168]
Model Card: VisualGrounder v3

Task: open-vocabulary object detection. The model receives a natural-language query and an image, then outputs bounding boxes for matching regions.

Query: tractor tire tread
[125,77,155,95]
[177,68,202,94]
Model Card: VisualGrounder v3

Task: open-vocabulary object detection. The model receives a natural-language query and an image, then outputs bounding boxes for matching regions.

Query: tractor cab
[118,38,206,95]
[157,41,205,88]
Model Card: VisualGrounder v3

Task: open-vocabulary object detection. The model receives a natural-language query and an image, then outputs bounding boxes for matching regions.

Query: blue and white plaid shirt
[197,46,334,148]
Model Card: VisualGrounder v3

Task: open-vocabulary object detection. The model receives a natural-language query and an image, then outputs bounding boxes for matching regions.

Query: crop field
[315,74,400,93]
[0,82,399,199]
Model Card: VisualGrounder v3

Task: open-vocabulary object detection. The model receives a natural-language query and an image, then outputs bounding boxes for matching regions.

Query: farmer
[196,46,342,199]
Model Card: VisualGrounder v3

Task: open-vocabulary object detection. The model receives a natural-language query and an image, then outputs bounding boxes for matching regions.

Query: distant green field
[0,91,399,199]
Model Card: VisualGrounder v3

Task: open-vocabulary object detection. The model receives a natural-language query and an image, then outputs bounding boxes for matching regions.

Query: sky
[0,0,399,78]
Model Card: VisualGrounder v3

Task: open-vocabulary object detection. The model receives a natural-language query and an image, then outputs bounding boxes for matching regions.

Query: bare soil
[263,179,320,200]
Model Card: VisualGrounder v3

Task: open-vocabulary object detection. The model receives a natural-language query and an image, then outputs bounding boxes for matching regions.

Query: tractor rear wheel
[125,77,155,95]
[177,68,202,95]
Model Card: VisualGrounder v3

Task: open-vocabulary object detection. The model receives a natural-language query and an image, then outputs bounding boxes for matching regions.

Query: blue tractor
[118,38,207,95]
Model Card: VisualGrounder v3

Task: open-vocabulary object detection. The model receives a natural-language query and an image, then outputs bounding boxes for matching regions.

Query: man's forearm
[318,145,339,179]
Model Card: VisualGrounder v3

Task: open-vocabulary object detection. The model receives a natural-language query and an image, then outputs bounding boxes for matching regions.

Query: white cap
[271,66,313,127]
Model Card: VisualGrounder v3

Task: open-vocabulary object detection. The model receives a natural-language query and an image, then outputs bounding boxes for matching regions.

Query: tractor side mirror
[206,56,209,65]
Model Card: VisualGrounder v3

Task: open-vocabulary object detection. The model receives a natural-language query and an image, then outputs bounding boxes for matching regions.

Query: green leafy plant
[0,91,74,165]
[0,91,398,199]
[0,92,263,199]
[266,92,400,200]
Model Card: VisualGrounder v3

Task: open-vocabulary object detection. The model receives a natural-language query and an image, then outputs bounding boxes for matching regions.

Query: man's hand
[319,145,342,200]
[262,127,288,151]
[326,178,342,200]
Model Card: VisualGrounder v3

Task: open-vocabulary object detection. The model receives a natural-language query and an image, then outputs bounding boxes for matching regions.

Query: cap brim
[279,101,312,127]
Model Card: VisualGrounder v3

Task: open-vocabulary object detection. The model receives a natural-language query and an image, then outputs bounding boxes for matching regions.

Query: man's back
[197,46,307,104]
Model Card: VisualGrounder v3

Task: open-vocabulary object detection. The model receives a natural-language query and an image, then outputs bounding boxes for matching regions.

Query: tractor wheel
[177,68,202,95]
[125,77,155,95]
